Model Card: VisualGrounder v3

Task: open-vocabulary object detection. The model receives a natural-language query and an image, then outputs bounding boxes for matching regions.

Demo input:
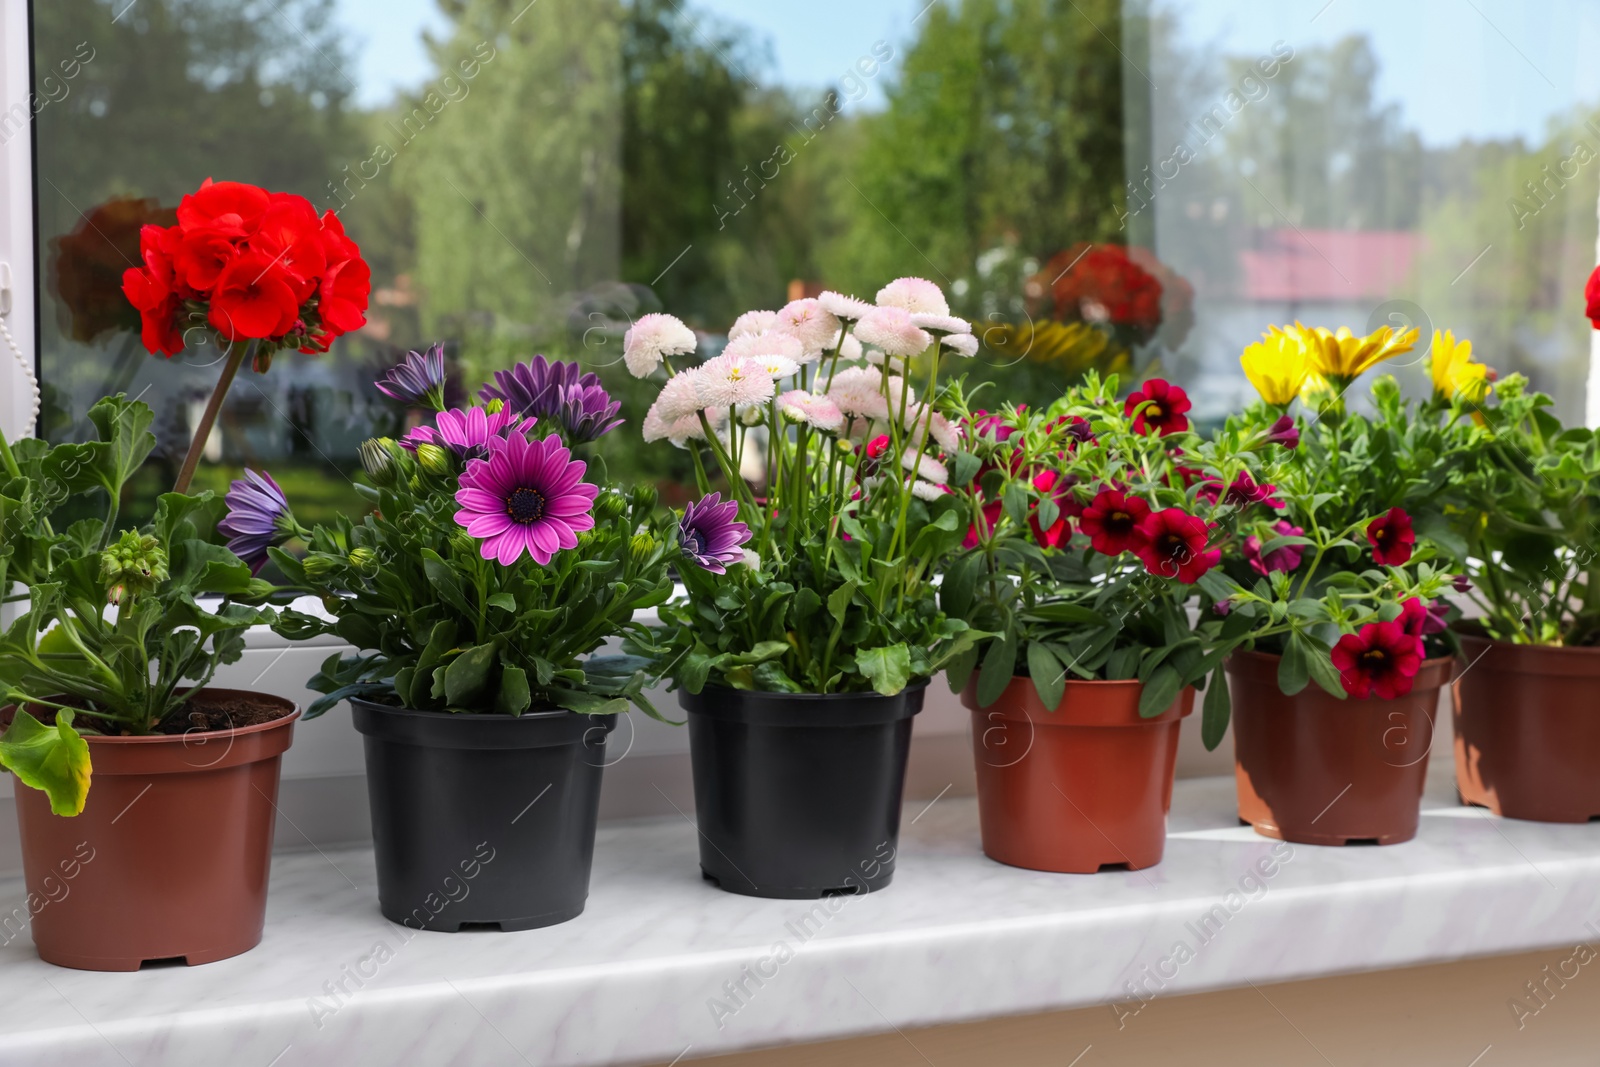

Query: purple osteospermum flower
[401,406,536,461]
[555,381,625,443]
[375,344,448,409]
[479,355,596,420]
[217,469,298,574]
[677,492,751,574]
[453,432,598,565]
[1265,413,1300,450]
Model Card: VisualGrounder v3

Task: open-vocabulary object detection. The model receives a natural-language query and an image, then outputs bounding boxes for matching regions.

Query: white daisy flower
[855,306,933,358]
[729,310,780,339]
[825,366,889,420]
[911,312,972,336]
[818,290,874,321]
[697,354,776,409]
[623,313,697,377]
[656,369,705,422]
[775,297,843,357]
[910,479,948,502]
[876,277,949,316]
[944,332,980,358]
[778,389,845,432]
[901,449,948,484]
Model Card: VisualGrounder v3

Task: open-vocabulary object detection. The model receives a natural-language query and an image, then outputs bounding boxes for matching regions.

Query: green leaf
[1278,634,1311,695]
[940,552,980,620]
[443,641,499,708]
[1201,664,1231,750]
[495,665,532,715]
[1305,639,1349,699]
[86,394,157,495]
[1139,665,1182,718]
[827,579,858,625]
[976,630,1018,708]
[945,643,980,693]
[790,587,823,625]
[548,686,629,716]
[857,644,912,696]
[1023,602,1109,626]
[1026,642,1065,710]
[0,709,92,816]
[487,592,518,613]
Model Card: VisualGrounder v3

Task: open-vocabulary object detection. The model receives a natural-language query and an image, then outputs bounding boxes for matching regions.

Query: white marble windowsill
[0,770,1596,1067]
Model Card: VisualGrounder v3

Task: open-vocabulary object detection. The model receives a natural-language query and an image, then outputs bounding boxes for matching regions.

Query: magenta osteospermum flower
[402,406,535,460]
[218,469,298,573]
[375,344,448,409]
[453,433,598,566]
[678,492,751,574]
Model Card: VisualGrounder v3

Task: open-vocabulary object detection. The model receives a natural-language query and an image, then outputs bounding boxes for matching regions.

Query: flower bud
[594,491,627,523]
[630,484,658,515]
[100,531,168,603]
[302,554,338,582]
[449,527,477,556]
[630,532,657,565]
[360,438,398,486]
[415,443,453,477]
[739,405,765,426]
[484,397,506,415]
[347,547,379,575]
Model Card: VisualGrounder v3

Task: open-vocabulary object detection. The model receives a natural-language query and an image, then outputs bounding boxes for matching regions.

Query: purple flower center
[506,487,547,524]
[681,529,704,556]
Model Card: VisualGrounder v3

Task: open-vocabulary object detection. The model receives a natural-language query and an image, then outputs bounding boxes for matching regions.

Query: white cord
[0,313,41,431]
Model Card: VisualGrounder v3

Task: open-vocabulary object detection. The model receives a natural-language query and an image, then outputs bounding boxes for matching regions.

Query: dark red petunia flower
[1330,620,1424,699]
[1397,596,1449,637]
[1124,378,1191,436]
[1366,507,1416,566]
[1079,486,1151,556]
[1198,471,1284,510]
[963,499,1004,550]
[1028,469,1072,549]
[1243,520,1305,576]
[1265,413,1300,450]
[1134,507,1221,583]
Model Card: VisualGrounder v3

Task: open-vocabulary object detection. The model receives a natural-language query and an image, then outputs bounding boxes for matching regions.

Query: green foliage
[0,396,274,814]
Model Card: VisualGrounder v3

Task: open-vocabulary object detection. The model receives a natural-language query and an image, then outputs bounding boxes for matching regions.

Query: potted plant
[1443,314,1600,821]
[264,350,730,930]
[0,178,367,970]
[1213,324,1469,846]
[942,372,1279,873]
[623,279,979,898]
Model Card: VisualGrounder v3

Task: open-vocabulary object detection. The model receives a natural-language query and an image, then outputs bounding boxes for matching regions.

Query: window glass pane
[32,0,1600,544]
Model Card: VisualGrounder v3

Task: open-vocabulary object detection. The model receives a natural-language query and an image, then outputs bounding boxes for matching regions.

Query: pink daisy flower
[775,298,842,355]
[453,433,598,566]
[729,309,780,339]
[910,312,971,336]
[777,389,845,431]
[855,306,933,358]
[875,277,949,316]
[818,290,874,321]
[655,370,706,422]
[696,354,777,408]
[623,313,697,377]
[943,332,980,358]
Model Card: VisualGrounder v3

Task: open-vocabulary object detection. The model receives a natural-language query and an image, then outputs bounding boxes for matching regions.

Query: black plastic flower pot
[351,699,615,932]
[680,684,925,899]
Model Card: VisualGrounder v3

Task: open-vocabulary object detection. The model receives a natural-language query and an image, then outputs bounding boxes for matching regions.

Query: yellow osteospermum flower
[1240,326,1312,406]
[1288,322,1419,387]
[1429,329,1491,404]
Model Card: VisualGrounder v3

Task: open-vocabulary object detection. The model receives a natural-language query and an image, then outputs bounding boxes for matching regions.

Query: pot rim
[6,688,300,745]
[1454,630,1600,656]
[691,680,931,702]
[679,681,927,727]
[347,697,605,722]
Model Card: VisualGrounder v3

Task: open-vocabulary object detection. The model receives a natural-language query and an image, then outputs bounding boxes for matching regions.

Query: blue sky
[331,0,1600,147]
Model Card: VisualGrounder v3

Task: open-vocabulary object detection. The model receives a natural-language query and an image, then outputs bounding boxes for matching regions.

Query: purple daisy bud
[677,492,752,574]
[1214,597,1232,616]
[375,344,448,410]
[1452,574,1473,594]
[555,381,625,443]
[480,355,596,420]
[1265,413,1300,450]
[453,433,599,566]
[401,406,536,461]
[217,469,298,574]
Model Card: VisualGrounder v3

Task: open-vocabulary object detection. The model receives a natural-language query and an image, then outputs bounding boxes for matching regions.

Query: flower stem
[173,340,253,495]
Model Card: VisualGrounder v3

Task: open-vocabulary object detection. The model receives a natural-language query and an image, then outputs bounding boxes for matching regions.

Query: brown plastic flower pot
[1227,650,1455,846]
[1454,634,1600,823]
[962,675,1193,873]
[6,689,298,971]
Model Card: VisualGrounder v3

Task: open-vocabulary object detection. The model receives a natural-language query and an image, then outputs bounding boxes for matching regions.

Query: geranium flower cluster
[120,178,370,361]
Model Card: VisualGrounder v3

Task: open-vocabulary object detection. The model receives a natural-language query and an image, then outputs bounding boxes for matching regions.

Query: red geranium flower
[1028,469,1072,549]
[1587,264,1600,329]
[1134,507,1220,583]
[1330,620,1424,699]
[174,228,238,292]
[1366,507,1415,566]
[1124,379,1191,436]
[207,250,301,341]
[176,178,270,238]
[1079,486,1150,556]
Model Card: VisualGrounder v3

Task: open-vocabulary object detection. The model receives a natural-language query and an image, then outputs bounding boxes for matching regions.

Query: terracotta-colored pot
[8,689,298,970]
[1454,634,1600,822]
[1228,650,1455,846]
[962,674,1193,873]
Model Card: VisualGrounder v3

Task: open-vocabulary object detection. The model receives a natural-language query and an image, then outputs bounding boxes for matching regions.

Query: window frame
[0,0,38,446]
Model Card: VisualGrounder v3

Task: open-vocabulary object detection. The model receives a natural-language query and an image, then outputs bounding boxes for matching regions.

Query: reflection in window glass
[31,0,1600,541]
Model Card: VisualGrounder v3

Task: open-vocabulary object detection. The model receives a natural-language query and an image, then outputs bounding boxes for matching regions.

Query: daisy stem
[891,341,942,567]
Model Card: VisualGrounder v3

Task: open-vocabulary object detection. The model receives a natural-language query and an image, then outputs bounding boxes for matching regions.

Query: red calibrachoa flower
[1028,469,1072,549]
[1134,507,1220,583]
[962,499,1003,550]
[1079,486,1150,556]
[1198,471,1284,510]
[1330,620,1424,699]
[1124,379,1191,436]
[1366,507,1416,566]
[1243,520,1305,576]
[120,178,370,360]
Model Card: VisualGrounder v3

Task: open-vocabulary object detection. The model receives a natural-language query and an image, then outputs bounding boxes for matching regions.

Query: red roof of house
[1237,229,1424,302]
